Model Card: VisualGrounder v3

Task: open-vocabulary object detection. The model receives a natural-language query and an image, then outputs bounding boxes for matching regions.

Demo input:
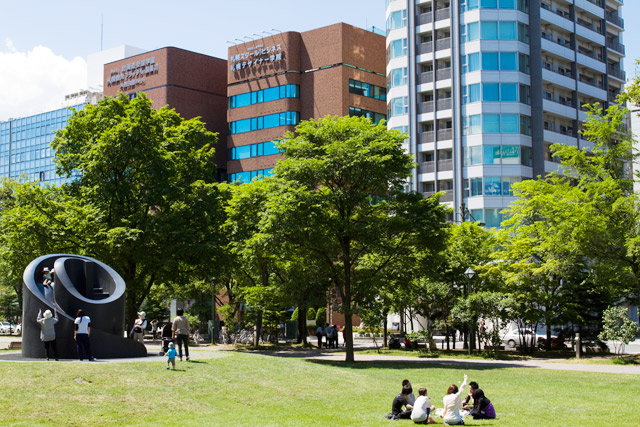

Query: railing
[578,76,604,89]
[436,98,452,110]
[606,39,625,55]
[418,101,434,114]
[418,71,433,84]
[417,12,432,26]
[543,62,573,78]
[435,37,451,51]
[437,128,452,140]
[605,11,624,28]
[607,65,626,81]
[423,190,453,202]
[608,93,620,103]
[438,159,453,171]
[577,18,595,31]
[418,42,433,55]
[422,161,435,173]
[420,131,435,144]
[435,7,450,21]
[545,95,574,107]
[577,47,604,63]
[436,68,452,80]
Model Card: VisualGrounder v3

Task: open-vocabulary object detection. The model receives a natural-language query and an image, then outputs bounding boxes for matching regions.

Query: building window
[387,9,407,31]
[229,84,300,109]
[388,68,408,88]
[229,111,300,134]
[388,38,407,59]
[349,107,387,124]
[389,97,408,117]
[349,79,387,100]
[228,140,282,160]
[228,168,274,184]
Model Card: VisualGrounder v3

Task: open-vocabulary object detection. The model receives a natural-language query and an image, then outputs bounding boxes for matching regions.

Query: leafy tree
[598,306,639,356]
[261,116,448,361]
[51,93,227,328]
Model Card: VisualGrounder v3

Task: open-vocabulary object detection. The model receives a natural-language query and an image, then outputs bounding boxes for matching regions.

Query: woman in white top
[442,374,467,425]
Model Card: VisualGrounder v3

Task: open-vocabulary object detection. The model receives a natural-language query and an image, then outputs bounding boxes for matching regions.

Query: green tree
[598,305,639,356]
[51,93,227,328]
[261,116,448,362]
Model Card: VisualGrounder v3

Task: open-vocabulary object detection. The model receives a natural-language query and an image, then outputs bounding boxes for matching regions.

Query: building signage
[106,57,159,91]
[229,44,283,72]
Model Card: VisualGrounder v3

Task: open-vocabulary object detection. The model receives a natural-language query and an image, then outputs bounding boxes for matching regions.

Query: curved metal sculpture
[22,254,147,359]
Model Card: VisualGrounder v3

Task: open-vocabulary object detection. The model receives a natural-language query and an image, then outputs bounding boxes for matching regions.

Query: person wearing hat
[36,308,59,361]
[166,341,177,370]
[131,311,147,345]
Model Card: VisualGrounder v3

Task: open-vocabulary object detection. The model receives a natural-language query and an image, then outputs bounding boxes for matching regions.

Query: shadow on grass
[302,359,535,370]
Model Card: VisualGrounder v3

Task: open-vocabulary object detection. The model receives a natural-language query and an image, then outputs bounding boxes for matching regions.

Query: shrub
[315,307,326,328]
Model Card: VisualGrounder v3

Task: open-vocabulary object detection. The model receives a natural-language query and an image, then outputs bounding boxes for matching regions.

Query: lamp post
[464,267,476,354]
[211,277,217,345]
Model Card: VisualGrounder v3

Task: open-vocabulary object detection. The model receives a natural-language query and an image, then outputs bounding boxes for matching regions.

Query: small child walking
[166,342,177,370]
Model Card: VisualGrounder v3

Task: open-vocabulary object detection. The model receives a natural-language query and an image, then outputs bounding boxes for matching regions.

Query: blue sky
[0,0,637,121]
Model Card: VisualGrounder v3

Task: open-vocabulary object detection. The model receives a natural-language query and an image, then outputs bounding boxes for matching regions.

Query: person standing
[36,308,59,361]
[166,342,177,370]
[150,319,159,340]
[131,312,147,345]
[74,309,95,361]
[325,324,334,348]
[315,324,323,348]
[172,308,190,361]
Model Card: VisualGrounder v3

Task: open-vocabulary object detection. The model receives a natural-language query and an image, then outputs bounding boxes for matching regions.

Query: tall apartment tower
[386,0,625,227]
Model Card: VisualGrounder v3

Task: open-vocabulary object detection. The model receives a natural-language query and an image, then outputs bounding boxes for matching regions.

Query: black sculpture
[22,254,147,359]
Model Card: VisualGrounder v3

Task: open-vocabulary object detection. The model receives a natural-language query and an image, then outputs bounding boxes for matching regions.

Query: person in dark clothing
[463,382,496,419]
[391,385,414,419]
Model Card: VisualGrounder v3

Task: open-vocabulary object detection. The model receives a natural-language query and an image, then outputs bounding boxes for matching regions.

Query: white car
[0,322,11,334]
[502,328,546,348]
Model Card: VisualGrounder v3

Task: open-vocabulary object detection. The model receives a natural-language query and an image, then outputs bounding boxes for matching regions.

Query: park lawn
[0,351,637,426]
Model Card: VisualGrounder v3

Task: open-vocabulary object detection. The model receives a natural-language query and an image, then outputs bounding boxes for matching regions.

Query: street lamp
[464,267,476,354]
[211,277,217,345]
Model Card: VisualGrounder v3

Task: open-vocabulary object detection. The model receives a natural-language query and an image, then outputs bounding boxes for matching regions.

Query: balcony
[579,75,604,89]
[436,98,452,110]
[418,42,433,55]
[437,128,453,140]
[577,46,604,63]
[422,161,435,173]
[542,61,573,78]
[418,101,434,114]
[418,71,434,84]
[607,65,626,81]
[435,7,450,21]
[577,17,596,32]
[544,93,575,108]
[436,67,452,80]
[420,131,435,144]
[435,37,451,51]
[438,158,453,171]
[606,39,625,55]
[605,11,624,28]
[418,12,433,26]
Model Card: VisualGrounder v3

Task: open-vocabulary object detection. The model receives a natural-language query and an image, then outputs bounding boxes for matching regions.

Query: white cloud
[0,45,87,122]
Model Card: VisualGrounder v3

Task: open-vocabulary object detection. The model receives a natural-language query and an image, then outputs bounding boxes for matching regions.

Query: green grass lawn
[0,350,638,426]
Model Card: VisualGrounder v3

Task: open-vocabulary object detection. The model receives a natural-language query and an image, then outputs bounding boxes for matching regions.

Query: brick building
[226,23,387,182]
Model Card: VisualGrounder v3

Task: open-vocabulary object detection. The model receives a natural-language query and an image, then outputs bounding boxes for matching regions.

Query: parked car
[537,335,568,351]
[0,322,11,334]
[13,324,21,335]
[502,328,547,348]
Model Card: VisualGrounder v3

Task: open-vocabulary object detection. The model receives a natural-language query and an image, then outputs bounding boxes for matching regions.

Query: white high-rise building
[386,0,625,227]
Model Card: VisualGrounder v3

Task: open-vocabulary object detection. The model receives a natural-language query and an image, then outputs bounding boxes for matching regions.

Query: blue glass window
[389,97,408,117]
[501,114,519,133]
[500,52,518,70]
[501,146,520,164]
[499,0,516,7]
[501,83,518,101]
[468,22,480,41]
[482,52,499,70]
[481,0,498,7]
[469,84,481,103]
[389,39,407,58]
[470,177,483,196]
[350,79,387,100]
[484,177,502,196]
[387,10,407,30]
[388,68,408,87]
[481,22,499,39]
[229,84,299,109]
[483,115,501,133]
[468,53,480,72]
[229,111,300,134]
[499,22,517,40]
[467,115,482,135]
[467,0,479,10]
[483,83,500,101]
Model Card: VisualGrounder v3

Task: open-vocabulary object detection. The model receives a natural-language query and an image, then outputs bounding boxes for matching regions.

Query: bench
[8,341,21,350]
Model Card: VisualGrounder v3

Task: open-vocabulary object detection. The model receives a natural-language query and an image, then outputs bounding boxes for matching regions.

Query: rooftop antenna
[271,28,282,33]
[234,38,244,44]
[243,36,254,41]
[262,30,273,36]
[226,40,236,45]
[252,33,264,39]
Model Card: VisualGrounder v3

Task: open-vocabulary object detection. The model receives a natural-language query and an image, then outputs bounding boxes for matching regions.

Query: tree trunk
[576,324,582,359]
[297,303,307,345]
[446,325,450,350]
[253,263,268,347]
[546,322,552,352]
[383,311,388,348]
[343,243,354,363]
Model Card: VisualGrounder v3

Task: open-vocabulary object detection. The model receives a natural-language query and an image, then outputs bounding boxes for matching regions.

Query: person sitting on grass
[463,381,495,420]
[402,379,416,406]
[441,374,467,425]
[389,384,414,419]
[411,387,436,424]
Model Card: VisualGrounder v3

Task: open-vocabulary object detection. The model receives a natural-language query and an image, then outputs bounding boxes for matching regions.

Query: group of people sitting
[387,375,496,425]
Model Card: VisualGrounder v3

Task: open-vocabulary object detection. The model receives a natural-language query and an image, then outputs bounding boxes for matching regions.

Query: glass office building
[0,105,83,185]
[386,0,625,227]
